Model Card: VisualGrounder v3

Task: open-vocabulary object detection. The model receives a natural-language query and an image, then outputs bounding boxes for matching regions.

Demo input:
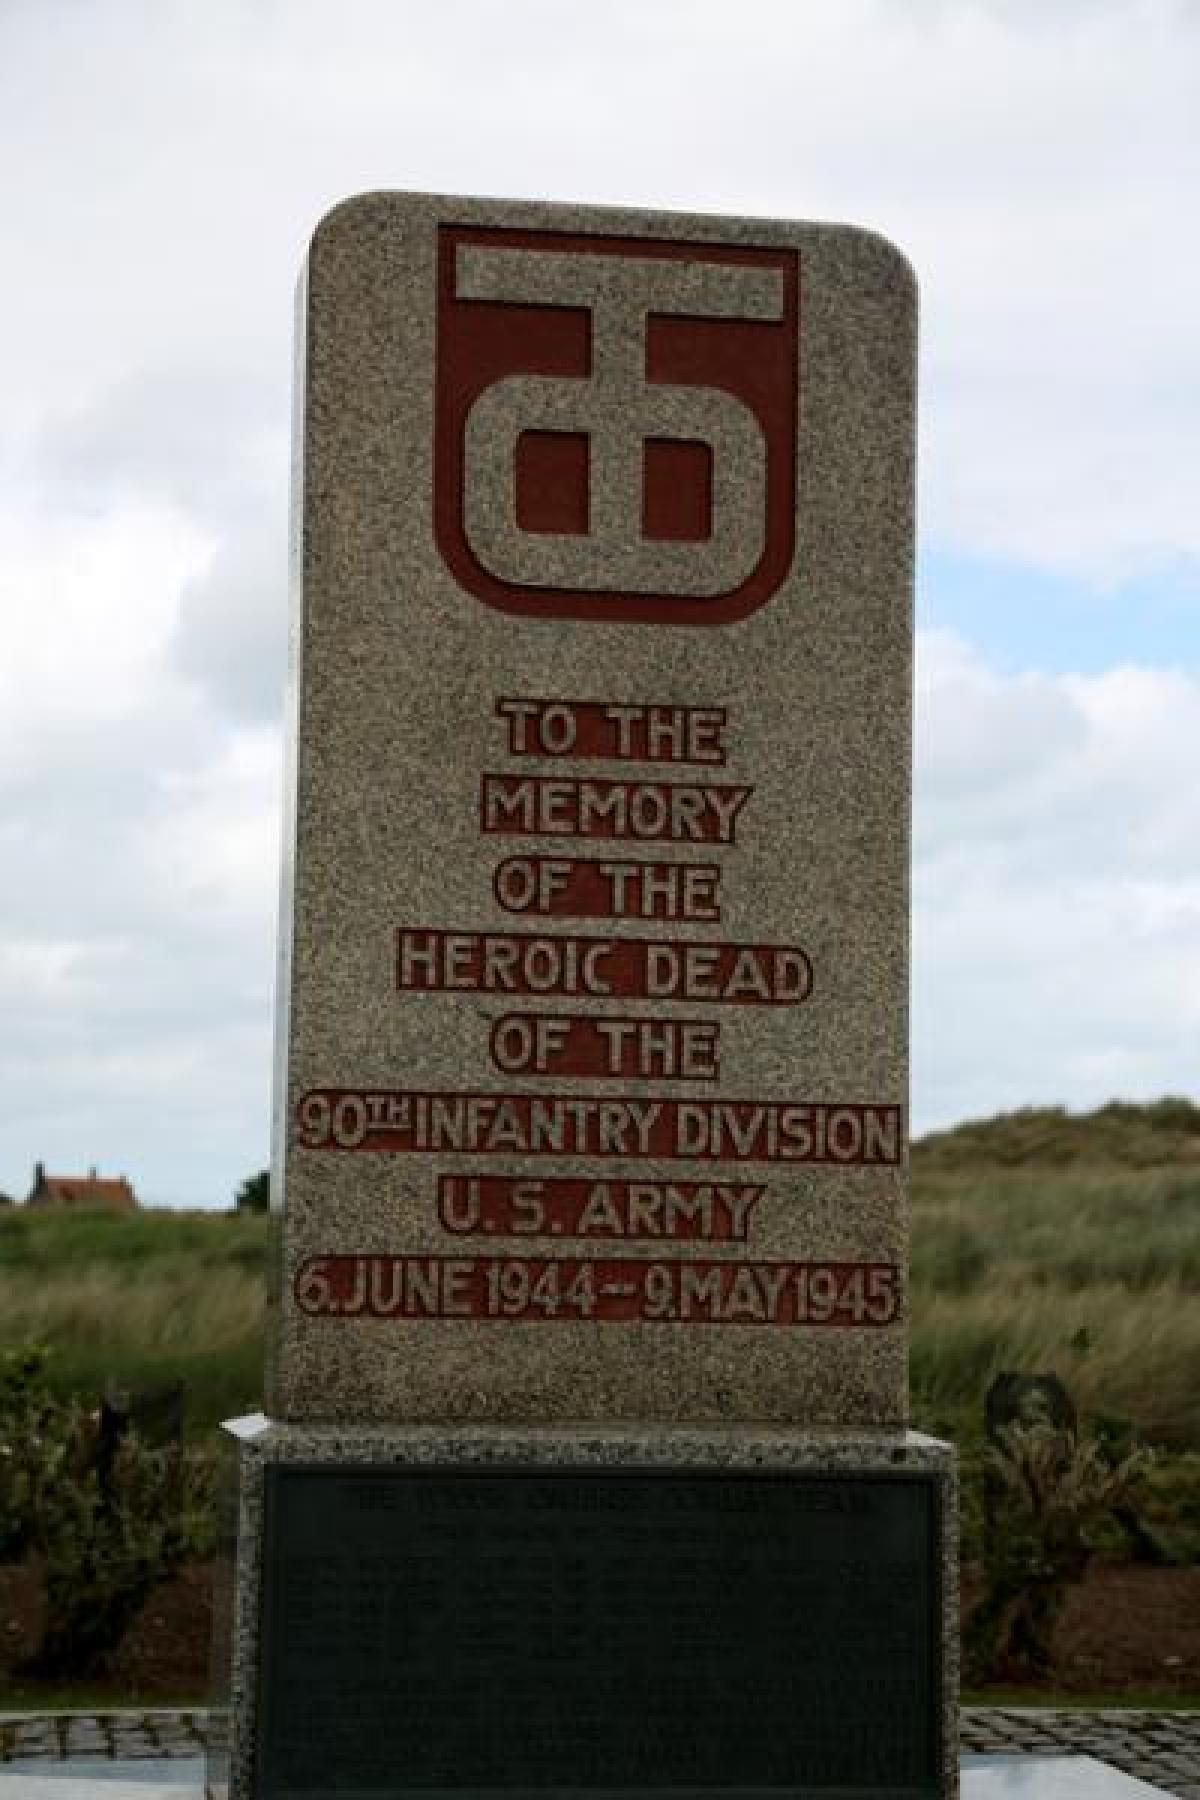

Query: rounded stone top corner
[302,188,415,270]
[831,221,919,304]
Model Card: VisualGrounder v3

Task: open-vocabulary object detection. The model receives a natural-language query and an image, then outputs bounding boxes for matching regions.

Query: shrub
[0,1344,56,1561]
[963,1419,1150,1681]
[235,1171,270,1214]
[0,1344,218,1676]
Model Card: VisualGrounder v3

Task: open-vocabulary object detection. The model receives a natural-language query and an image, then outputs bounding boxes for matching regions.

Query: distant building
[25,1161,137,1212]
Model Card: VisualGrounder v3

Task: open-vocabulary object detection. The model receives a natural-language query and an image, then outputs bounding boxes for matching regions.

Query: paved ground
[0,1714,206,1767]
[0,1708,1197,1797]
[962,1710,1200,1798]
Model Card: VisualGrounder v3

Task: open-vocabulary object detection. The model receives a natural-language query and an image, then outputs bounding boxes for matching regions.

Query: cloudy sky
[2,0,1196,1207]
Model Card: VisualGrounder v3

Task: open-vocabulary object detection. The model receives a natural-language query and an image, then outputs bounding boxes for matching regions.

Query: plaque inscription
[256,1469,941,1798]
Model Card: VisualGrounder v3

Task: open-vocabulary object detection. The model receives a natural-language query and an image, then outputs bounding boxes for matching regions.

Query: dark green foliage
[0,1345,218,1676]
[0,1344,54,1561]
[1135,1454,1200,1565]
[963,1420,1150,1682]
[235,1170,270,1213]
[0,1204,269,1274]
[916,1096,1200,1170]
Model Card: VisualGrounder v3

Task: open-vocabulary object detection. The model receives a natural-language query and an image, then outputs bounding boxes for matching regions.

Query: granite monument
[209,190,958,1800]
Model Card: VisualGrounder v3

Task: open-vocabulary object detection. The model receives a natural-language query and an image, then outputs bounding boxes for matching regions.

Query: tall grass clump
[0,1208,267,1433]
[910,1280,1200,1449]
[911,1106,1200,1451]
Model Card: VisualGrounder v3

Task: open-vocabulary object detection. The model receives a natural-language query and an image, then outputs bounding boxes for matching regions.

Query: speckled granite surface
[270,191,916,1429]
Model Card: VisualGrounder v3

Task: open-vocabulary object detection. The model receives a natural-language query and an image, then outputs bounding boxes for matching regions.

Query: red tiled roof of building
[41,1176,135,1206]
[26,1164,137,1209]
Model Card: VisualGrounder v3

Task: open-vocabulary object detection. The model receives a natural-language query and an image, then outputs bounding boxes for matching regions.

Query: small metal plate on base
[256,1465,943,1797]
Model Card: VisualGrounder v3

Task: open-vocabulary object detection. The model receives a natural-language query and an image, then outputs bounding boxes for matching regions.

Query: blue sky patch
[918,547,1199,677]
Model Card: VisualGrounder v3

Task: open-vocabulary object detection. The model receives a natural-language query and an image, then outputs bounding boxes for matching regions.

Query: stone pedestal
[209,1417,957,1799]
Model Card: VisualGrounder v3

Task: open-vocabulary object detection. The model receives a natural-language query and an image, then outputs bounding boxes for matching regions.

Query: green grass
[0,1208,268,1434]
[960,1687,1200,1710]
[0,1204,268,1274]
[0,1679,212,1710]
[909,1149,1200,1451]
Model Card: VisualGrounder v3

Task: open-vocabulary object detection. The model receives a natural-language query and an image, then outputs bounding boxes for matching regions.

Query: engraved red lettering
[436,1176,765,1242]
[293,1255,901,1325]
[488,1014,721,1080]
[297,1090,903,1162]
[396,931,812,1003]
[479,775,752,843]
[496,698,728,764]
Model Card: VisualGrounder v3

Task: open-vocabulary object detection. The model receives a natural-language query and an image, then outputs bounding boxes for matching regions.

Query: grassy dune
[916,1096,1200,1172]
[1,1099,1197,1447]
[0,1207,268,1431]
[910,1156,1200,1446]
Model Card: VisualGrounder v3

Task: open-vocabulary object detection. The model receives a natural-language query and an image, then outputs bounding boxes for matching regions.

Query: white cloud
[0,491,280,1205]
[0,499,213,773]
[37,368,285,522]
[171,521,288,721]
[913,632,1200,1129]
[2,0,1197,585]
[147,728,282,923]
[918,633,1200,870]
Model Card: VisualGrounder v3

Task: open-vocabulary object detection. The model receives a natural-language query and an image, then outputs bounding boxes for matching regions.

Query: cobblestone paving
[960,1710,1200,1799]
[0,1712,206,1766]
[0,1707,1197,1796]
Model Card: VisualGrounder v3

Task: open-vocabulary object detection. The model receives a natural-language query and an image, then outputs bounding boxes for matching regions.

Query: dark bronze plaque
[256,1468,942,1798]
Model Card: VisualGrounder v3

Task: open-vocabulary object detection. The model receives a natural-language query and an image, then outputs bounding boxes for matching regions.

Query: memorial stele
[209,190,959,1800]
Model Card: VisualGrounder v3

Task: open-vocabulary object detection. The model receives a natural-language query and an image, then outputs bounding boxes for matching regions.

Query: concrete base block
[209,1416,958,1798]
